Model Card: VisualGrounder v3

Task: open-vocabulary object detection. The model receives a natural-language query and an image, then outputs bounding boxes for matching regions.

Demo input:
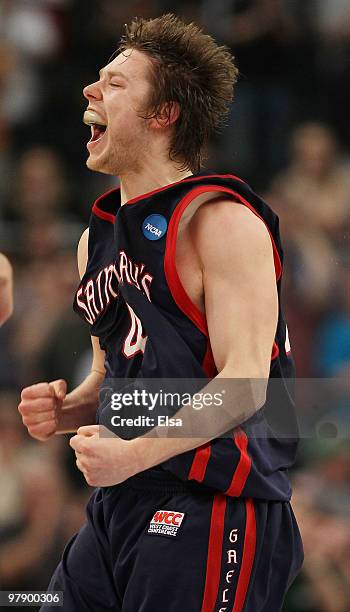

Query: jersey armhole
[164,183,282,340]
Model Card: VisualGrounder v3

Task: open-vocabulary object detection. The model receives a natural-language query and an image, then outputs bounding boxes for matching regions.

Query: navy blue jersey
[73,173,298,501]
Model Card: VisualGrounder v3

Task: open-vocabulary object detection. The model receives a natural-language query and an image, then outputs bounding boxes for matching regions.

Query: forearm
[130,369,267,472]
[56,370,104,433]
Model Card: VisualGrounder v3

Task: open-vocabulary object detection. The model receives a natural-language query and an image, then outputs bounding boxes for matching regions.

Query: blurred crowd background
[1,1,350,610]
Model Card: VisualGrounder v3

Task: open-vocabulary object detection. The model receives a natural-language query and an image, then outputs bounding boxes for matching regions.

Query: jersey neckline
[124,172,195,205]
[92,172,245,221]
[124,172,244,205]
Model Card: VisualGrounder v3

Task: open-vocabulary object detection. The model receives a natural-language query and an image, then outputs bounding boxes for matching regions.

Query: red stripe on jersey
[188,443,211,482]
[202,341,217,378]
[164,184,282,342]
[179,342,215,486]
[92,187,119,223]
[125,174,244,205]
[232,499,256,612]
[201,494,227,612]
[225,429,252,497]
[92,175,245,219]
[165,185,227,336]
[271,341,279,361]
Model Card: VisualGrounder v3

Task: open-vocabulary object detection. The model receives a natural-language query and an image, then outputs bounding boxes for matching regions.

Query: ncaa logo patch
[142,214,167,241]
[148,510,185,538]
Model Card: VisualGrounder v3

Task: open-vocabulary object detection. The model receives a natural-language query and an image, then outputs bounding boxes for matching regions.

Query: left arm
[70,200,278,486]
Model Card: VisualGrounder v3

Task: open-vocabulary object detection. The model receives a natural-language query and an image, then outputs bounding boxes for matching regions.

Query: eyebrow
[99,68,129,81]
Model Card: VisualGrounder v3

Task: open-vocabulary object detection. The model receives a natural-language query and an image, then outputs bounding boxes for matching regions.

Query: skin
[19,49,278,487]
[0,253,13,326]
[83,48,190,203]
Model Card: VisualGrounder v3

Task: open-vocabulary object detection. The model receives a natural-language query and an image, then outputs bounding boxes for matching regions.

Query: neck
[118,160,193,205]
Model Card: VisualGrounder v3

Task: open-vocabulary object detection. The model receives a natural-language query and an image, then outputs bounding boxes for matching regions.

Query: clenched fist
[18,380,67,441]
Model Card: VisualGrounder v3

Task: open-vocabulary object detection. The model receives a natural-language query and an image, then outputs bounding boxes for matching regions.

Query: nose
[83,80,102,101]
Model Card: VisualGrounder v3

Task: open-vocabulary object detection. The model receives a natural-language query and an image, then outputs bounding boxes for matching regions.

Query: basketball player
[0,253,13,326]
[18,15,303,611]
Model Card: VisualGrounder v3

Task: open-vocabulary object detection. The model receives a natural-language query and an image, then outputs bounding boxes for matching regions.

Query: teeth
[83,110,106,127]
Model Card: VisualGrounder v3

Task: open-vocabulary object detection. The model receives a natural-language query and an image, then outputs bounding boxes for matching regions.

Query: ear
[150,102,180,129]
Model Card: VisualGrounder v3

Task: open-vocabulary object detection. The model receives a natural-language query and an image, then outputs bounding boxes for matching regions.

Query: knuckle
[20,388,29,400]
[41,398,54,411]
[18,400,30,415]
[35,422,55,436]
[46,400,56,412]
[80,442,91,455]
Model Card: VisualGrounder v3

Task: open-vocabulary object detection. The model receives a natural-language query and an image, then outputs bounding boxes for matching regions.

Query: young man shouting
[19,14,303,611]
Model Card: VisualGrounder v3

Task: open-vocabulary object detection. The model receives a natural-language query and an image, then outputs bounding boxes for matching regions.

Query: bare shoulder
[77,228,89,279]
[190,196,272,261]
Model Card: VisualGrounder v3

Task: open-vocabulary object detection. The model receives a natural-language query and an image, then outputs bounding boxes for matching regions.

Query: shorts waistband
[123,467,216,496]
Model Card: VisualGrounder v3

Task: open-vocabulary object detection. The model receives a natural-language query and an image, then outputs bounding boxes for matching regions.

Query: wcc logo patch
[148,510,185,538]
[142,214,168,241]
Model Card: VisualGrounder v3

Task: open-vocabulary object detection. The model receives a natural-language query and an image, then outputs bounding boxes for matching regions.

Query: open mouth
[90,124,107,142]
[83,110,107,145]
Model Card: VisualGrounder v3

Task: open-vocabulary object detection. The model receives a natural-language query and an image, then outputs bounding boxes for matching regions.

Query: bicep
[199,203,278,377]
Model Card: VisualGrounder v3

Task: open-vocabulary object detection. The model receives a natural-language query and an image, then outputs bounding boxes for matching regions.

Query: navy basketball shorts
[41,469,303,612]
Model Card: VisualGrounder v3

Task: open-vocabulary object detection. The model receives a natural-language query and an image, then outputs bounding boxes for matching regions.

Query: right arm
[18,228,106,440]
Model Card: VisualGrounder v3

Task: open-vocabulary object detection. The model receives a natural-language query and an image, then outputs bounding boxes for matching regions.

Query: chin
[86,156,113,175]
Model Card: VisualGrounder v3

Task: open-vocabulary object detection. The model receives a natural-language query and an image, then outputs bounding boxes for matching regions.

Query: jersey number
[123,303,147,358]
[285,325,291,354]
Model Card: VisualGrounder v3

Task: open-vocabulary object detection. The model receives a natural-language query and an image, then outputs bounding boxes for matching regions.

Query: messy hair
[117,13,238,173]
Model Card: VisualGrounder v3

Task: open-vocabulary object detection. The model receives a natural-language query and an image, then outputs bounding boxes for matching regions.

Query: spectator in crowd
[291,445,350,612]
[8,251,85,388]
[271,122,350,241]
[267,122,350,375]
[0,391,89,604]
[202,0,298,185]
[5,146,79,225]
[0,42,15,212]
[0,391,67,591]
[315,269,350,378]
[0,0,62,129]
[311,0,350,147]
